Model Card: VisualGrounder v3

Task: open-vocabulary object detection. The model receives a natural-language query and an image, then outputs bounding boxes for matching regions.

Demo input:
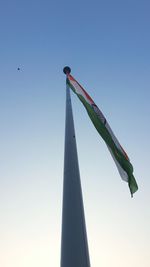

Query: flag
[66,73,138,196]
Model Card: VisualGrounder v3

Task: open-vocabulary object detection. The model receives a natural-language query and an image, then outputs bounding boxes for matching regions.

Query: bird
[17,67,20,71]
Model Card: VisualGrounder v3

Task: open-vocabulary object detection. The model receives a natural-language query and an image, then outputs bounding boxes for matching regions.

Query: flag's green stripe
[67,80,138,195]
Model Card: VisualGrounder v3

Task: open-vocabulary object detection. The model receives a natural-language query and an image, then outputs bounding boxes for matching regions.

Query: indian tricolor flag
[66,72,138,196]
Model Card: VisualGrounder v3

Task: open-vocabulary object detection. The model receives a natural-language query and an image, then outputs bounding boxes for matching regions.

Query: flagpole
[60,67,91,267]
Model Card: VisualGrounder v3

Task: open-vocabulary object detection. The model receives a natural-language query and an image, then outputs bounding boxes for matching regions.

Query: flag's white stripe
[70,80,93,105]
[92,103,126,156]
[105,122,127,158]
[107,145,128,182]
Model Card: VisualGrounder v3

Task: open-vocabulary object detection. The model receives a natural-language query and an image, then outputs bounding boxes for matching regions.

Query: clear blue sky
[0,1,150,266]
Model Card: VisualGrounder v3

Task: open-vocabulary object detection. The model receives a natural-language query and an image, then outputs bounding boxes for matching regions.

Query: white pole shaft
[61,81,90,267]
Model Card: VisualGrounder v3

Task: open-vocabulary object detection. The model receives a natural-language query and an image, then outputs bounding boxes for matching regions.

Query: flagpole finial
[63,66,71,75]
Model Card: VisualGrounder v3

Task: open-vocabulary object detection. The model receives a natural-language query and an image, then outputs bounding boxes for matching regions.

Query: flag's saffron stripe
[66,74,138,196]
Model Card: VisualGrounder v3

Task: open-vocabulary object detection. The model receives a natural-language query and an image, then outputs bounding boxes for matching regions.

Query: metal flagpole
[61,67,91,267]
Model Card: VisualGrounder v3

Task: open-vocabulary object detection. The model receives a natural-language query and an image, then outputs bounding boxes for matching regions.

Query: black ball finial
[63,66,71,75]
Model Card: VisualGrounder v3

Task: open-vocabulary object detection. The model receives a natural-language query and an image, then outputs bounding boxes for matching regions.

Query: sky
[0,0,150,266]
